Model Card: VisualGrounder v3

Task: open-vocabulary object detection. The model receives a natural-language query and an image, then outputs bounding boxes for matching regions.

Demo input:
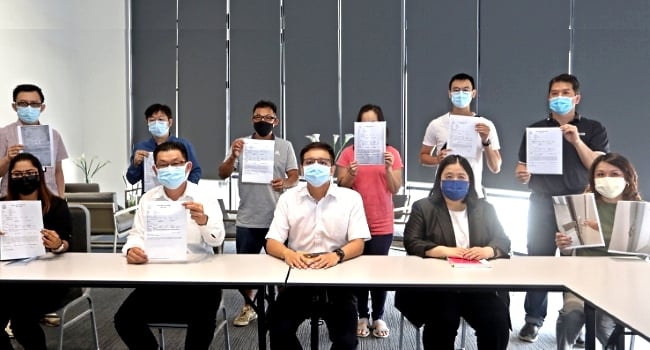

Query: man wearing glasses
[218,100,299,327]
[0,84,68,197]
[127,103,202,192]
[419,73,502,197]
[265,141,370,350]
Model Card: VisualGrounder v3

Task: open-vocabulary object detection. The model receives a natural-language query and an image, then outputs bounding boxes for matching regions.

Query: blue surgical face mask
[441,179,470,201]
[303,164,331,187]
[17,106,40,124]
[157,165,187,190]
[549,96,574,115]
[148,120,170,137]
[450,91,472,109]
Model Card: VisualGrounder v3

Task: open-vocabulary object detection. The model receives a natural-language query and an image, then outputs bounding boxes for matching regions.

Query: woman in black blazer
[395,155,511,350]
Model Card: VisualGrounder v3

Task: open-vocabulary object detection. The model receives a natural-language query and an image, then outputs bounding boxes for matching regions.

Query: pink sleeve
[388,146,403,169]
[336,145,353,167]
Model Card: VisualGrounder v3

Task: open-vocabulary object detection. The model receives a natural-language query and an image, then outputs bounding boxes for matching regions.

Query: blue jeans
[355,234,393,321]
[235,226,269,254]
[524,194,558,326]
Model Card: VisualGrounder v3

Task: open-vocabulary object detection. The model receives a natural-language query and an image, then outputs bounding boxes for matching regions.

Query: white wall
[0,0,129,203]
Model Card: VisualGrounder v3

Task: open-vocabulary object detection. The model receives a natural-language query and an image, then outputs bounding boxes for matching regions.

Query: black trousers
[114,285,222,350]
[268,287,358,350]
[398,290,510,350]
[0,285,70,350]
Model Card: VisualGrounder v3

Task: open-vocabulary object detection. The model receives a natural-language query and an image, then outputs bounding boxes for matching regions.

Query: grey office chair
[56,204,99,350]
[398,314,467,350]
[148,298,231,350]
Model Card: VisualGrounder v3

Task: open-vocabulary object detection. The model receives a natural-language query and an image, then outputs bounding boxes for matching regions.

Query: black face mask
[253,121,274,137]
[10,175,40,196]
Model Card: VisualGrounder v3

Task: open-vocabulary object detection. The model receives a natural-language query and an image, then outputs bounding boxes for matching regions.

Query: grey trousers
[556,292,617,350]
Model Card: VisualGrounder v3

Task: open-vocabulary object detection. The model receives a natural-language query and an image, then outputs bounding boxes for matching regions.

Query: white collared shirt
[122,182,225,255]
[266,183,371,253]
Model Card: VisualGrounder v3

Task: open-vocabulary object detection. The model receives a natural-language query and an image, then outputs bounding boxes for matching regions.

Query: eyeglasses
[15,101,43,108]
[303,158,332,166]
[11,170,39,179]
[252,114,276,122]
[155,161,186,169]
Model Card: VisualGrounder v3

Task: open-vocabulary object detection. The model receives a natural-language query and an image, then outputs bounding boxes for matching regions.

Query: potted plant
[72,154,110,184]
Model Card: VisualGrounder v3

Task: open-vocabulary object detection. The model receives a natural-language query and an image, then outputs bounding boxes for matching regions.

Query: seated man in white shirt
[114,141,225,350]
[265,141,371,350]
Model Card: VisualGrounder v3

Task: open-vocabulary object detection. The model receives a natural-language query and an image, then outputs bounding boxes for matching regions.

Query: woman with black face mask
[0,152,73,350]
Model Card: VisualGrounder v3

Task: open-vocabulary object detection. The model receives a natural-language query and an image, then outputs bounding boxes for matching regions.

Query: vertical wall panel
[573,0,650,197]
[178,0,227,179]
[284,0,338,155]
[230,0,281,141]
[131,0,177,147]
[342,0,402,154]
[406,0,478,184]
[479,0,569,190]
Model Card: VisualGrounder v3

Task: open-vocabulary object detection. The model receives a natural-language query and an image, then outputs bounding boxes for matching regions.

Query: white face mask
[594,177,626,199]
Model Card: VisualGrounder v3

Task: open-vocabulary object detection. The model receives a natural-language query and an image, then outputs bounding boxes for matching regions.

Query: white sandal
[372,319,390,338]
[357,318,370,337]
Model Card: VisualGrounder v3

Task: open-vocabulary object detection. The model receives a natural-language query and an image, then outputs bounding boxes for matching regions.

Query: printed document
[609,201,650,256]
[17,125,54,167]
[240,139,274,183]
[354,121,386,165]
[143,152,160,192]
[0,200,45,260]
[552,193,604,249]
[144,201,187,262]
[447,115,479,162]
[526,127,562,174]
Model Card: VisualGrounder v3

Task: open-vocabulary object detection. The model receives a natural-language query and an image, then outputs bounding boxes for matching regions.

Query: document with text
[354,121,386,165]
[553,193,604,249]
[526,127,562,175]
[144,201,187,262]
[447,115,480,162]
[143,152,160,192]
[240,139,274,184]
[0,200,45,260]
[17,125,54,167]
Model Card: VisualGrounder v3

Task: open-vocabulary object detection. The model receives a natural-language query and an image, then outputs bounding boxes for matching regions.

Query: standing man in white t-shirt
[419,73,502,197]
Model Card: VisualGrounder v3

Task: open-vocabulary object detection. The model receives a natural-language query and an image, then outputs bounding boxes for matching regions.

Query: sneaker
[233,305,257,327]
[574,334,585,347]
[518,323,540,342]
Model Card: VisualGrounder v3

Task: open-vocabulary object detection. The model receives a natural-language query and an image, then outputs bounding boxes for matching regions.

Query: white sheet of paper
[0,200,45,260]
[609,201,650,256]
[447,116,479,162]
[552,193,604,249]
[144,201,187,262]
[240,139,274,184]
[354,122,386,165]
[143,152,160,192]
[17,125,54,167]
[526,127,563,175]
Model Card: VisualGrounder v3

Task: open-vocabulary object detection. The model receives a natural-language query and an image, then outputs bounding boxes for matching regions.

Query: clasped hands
[446,246,494,260]
[282,249,339,269]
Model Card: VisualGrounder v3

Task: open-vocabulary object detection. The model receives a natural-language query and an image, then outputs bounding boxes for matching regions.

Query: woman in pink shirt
[337,104,403,338]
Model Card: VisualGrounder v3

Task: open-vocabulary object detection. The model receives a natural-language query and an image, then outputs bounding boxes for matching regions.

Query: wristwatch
[53,241,66,254]
[334,248,345,263]
[482,138,491,147]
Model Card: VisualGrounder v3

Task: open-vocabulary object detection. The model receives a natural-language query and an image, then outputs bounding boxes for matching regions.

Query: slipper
[357,317,370,337]
[372,319,390,338]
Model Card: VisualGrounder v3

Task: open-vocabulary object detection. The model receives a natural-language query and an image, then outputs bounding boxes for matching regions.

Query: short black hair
[252,100,277,114]
[154,141,188,163]
[13,84,44,103]
[548,73,580,94]
[300,142,335,164]
[356,104,385,122]
[430,155,478,206]
[448,73,475,90]
[144,103,173,119]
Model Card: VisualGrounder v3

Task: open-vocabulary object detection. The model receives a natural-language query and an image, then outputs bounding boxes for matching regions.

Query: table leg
[584,303,596,350]
[256,285,267,350]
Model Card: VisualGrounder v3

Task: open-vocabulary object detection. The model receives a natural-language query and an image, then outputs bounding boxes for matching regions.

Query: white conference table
[287,255,650,350]
[0,253,290,350]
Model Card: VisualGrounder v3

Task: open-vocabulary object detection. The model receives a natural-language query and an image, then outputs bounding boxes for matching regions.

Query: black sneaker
[518,323,540,342]
[574,334,585,347]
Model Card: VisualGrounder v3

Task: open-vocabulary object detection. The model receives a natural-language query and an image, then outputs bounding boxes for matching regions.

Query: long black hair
[429,155,478,207]
[6,152,53,214]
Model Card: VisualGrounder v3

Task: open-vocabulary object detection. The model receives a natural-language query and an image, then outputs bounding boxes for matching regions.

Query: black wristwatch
[334,248,345,263]
[482,138,491,147]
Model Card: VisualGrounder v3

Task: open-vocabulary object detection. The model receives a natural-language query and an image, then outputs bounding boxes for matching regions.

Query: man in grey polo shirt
[218,100,299,327]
